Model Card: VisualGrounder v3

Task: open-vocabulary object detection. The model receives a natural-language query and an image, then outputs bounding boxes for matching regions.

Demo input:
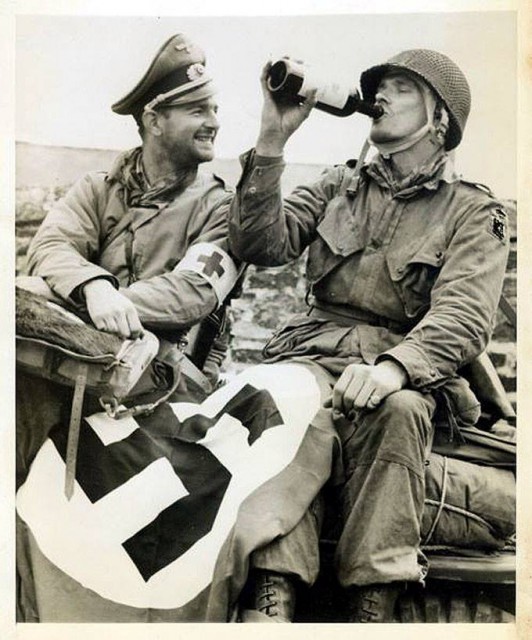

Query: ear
[433,102,450,145]
[142,109,163,137]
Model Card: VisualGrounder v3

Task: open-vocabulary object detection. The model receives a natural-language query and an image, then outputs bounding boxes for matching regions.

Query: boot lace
[256,577,279,617]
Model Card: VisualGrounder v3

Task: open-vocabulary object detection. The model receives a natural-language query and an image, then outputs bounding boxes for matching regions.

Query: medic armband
[174,242,239,306]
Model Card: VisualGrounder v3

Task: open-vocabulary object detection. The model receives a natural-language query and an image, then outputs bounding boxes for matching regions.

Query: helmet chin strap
[369,123,432,157]
[369,80,448,158]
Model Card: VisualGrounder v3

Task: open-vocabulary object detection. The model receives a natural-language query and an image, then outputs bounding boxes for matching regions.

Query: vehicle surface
[295,541,516,622]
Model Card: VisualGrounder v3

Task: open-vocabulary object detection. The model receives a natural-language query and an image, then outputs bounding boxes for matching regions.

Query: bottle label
[298,67,349,109]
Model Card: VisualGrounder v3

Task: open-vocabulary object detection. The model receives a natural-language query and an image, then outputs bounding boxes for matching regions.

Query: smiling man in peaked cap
[24,33,238,388]
[112,34,215,125]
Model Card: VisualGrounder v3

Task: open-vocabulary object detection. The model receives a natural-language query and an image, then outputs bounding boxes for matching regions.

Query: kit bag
[16,287,161,399]
[425,408,516,550]
[16,287,161,498]
[421,452,516,550]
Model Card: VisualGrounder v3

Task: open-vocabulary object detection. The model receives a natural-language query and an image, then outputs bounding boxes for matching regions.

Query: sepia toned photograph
[3,1,527,638]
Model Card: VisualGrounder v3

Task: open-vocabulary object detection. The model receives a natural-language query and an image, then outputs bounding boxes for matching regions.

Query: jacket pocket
[307,196,367,285]
[316,196,368,257]
[386,230,446,318]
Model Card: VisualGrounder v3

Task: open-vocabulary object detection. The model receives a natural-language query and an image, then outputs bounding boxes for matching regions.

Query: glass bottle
[266,58,383,119]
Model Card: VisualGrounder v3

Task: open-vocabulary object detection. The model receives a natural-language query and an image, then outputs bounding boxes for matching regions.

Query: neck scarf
[110,147,197,207]
[367,147,452,195]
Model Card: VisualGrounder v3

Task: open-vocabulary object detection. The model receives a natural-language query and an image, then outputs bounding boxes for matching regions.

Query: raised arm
[229,63,342,266]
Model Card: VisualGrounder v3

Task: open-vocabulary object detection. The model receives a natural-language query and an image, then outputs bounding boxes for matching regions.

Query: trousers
[250,388,437,587]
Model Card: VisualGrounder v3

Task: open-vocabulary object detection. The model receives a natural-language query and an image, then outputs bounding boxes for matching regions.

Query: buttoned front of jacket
[309,174,451,324]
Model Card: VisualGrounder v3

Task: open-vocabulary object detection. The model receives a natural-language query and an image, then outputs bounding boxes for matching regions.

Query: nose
[205,109,220,131]
[375,88,390,105]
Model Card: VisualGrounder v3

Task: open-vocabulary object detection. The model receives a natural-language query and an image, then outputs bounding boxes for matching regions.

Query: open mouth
[195,133,215,143]
[373,107,389,121]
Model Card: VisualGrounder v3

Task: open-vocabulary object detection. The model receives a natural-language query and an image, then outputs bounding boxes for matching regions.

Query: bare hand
[332,361,408,416]
[83,279,144,339]
[255,61,318,156]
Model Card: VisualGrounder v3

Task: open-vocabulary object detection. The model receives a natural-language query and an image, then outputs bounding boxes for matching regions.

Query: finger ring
[369,394,381,406]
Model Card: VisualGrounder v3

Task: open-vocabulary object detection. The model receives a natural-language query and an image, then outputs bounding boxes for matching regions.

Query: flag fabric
[16,363,337,622]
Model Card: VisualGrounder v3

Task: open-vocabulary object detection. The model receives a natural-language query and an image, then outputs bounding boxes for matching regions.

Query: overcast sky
[15,8,516,198]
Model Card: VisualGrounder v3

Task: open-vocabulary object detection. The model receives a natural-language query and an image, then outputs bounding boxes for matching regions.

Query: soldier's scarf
[113,147,197,207]
[367,148,450,196]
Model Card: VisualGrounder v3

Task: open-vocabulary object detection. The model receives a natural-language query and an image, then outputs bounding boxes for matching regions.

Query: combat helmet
[360,49,471,150]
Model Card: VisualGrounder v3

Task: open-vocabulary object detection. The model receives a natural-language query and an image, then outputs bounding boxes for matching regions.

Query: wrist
[376,359,408,388]
[82,278,115,298]
[255,134,287,157]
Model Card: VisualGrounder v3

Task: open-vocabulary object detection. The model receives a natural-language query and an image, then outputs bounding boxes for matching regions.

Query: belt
[308,301,411,334]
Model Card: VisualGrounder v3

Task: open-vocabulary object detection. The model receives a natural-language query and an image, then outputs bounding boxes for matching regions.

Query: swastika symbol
[50,384,283,581]
[198,251,225,277]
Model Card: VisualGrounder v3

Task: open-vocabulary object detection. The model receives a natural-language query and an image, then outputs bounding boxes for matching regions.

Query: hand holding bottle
[255,61,318,157]
[265,57,384,119]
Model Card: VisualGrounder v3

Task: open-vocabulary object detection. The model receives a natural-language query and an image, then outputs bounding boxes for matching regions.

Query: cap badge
[175,43,193,54]
[186,63,206,81]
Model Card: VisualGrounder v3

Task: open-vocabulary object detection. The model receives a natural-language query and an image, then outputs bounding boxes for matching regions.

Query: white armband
[174,242,239,306]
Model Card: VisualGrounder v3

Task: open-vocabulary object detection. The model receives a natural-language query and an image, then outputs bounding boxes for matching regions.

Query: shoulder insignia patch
[489,208,507,242]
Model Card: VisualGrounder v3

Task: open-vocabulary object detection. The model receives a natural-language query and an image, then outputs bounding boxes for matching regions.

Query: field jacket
[27,150,234,333]
[228,150,510,394]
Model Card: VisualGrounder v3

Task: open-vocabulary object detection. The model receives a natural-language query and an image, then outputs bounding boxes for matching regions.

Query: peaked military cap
[112,33,214,117]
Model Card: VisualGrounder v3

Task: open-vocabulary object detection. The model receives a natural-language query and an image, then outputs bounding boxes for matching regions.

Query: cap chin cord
[143,78,215,112]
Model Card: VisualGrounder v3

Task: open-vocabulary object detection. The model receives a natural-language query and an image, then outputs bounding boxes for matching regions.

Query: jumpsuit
[227,148,509,586]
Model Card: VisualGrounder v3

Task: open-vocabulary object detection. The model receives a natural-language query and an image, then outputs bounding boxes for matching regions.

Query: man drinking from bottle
[228,49,509,622]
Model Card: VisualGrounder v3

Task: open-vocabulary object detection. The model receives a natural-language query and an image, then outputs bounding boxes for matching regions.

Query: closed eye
[377,77,418,94]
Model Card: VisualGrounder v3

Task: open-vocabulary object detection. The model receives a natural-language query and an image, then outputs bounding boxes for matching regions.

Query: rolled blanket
[422,453,515,549]
[16,287,160,400]
[16,286,124,357]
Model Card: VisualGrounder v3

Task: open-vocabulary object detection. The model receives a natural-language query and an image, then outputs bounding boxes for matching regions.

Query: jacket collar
[106,147,198,207]
[364,149,458,197]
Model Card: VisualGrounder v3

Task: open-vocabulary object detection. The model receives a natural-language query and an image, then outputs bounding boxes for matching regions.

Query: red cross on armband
[198,251,225,278]
[173,243,238,306]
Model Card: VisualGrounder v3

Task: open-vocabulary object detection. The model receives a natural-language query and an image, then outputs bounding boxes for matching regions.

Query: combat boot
[239,569,296,622]
[347,582,404,623]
